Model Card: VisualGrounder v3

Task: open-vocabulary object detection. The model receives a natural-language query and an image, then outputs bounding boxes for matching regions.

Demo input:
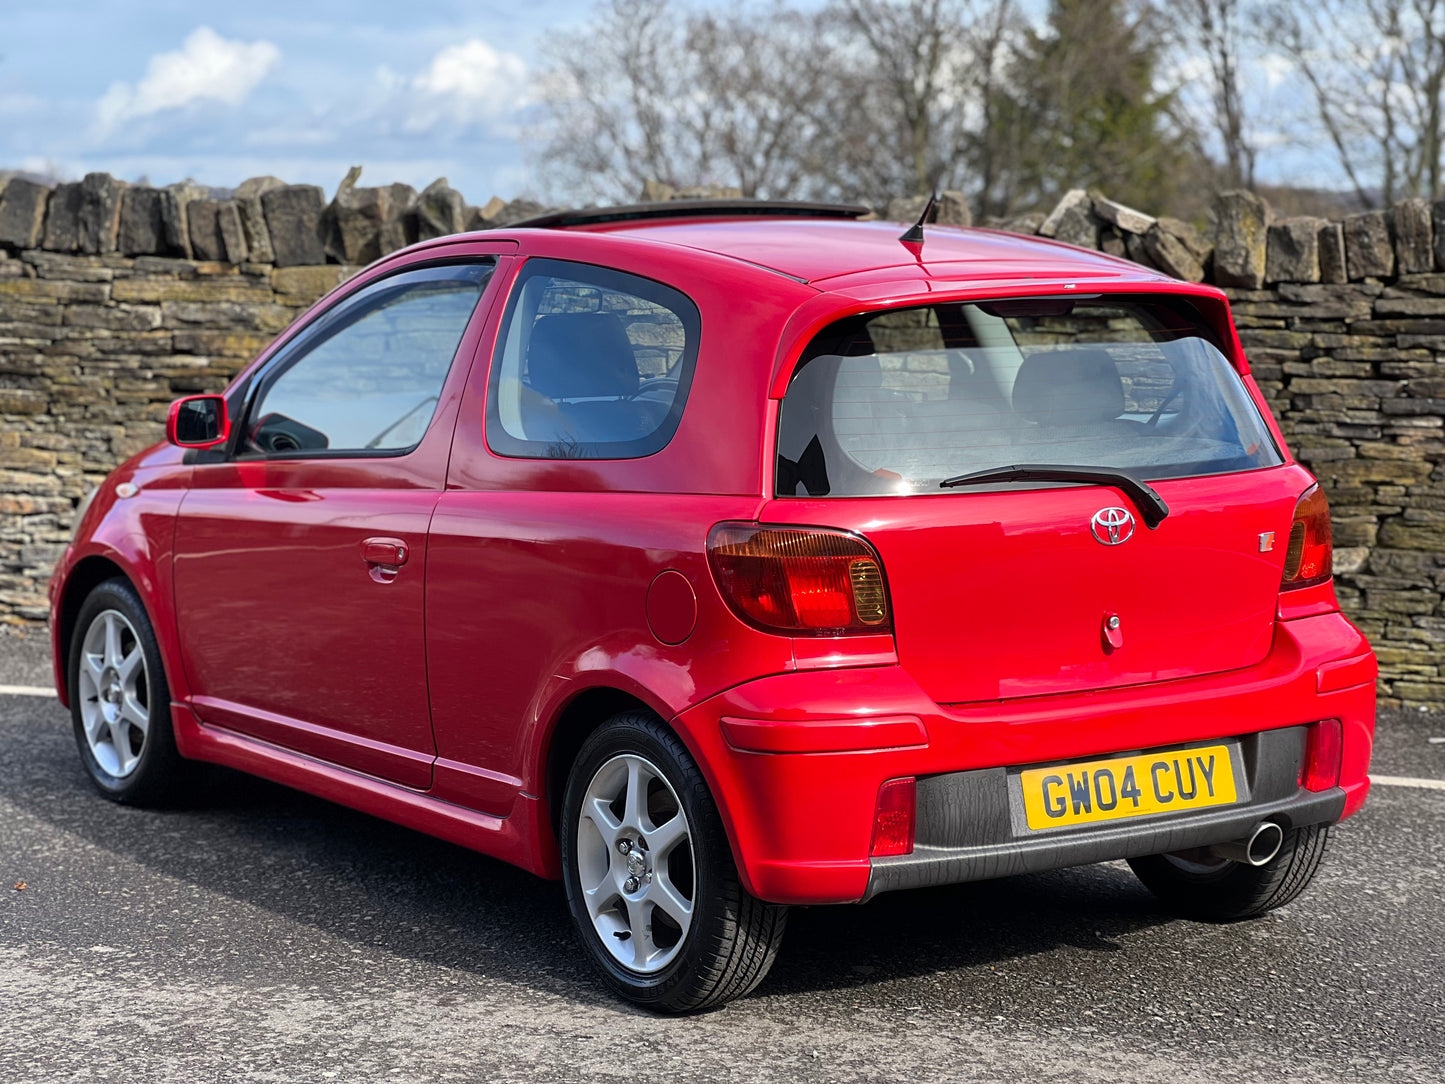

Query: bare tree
[532,0,839,202]
[1174,0,1255,189]
[1267,0,1445,206]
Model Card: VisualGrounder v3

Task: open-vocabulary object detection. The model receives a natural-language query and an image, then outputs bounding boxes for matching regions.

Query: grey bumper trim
[864,726,1345,900]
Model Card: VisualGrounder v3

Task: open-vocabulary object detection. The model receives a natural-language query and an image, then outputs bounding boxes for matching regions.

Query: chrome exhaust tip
[1207,821,1284,867]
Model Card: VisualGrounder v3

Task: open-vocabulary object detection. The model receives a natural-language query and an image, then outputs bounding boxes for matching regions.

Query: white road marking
[0,685,54,698]
[1374,775,1445,791]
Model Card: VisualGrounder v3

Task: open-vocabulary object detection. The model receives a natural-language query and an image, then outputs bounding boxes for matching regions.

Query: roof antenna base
[899,193,939,245]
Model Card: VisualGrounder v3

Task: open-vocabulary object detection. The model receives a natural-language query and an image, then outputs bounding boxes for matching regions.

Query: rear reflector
[1300,720,1343,792]
[1281,485,1333,590]
[707,523,892,636]
[869,777,916,857]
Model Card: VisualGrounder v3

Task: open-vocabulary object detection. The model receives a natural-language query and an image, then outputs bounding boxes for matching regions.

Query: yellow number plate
[1020,744,1237,831]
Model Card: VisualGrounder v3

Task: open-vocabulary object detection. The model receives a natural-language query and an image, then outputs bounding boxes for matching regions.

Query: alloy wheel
[575,753,695,973]
[76,609,151,778]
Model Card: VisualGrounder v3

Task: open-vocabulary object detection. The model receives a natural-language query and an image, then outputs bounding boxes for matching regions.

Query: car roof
[535,215,1166,287]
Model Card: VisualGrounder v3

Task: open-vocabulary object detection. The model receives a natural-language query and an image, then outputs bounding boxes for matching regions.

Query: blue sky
[0,1,1344,209]
[0,0,601,205]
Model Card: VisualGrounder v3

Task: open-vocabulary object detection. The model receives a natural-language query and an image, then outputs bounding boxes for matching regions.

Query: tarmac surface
[2,628,1443,1083]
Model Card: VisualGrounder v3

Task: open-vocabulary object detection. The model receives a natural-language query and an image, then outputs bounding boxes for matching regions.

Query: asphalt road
[3,630,1443,1083]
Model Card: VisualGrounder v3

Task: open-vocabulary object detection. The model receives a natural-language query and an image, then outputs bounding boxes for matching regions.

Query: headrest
[526,312,639,399]
[1013,347,1125,426]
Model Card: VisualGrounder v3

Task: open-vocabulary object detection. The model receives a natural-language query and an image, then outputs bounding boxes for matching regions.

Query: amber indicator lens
[1281,484,1333,590]
[707,523,892,636]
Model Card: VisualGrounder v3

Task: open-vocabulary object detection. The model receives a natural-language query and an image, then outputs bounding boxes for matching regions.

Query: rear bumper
[673,610,1375,906]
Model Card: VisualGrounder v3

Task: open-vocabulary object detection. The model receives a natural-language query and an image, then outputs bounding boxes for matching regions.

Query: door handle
[361,537,409,569]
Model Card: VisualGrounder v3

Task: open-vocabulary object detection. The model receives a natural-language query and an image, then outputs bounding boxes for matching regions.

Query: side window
[486,258,700,459]
[240,261,493,457]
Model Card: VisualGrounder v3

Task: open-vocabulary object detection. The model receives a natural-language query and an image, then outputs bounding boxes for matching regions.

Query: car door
[172,255,507,788]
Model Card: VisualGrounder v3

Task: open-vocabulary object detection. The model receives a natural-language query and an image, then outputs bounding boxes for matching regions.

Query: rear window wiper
[938,464,1169,529]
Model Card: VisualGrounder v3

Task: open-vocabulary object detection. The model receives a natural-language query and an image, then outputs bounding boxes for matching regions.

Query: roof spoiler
[507,200,874,230]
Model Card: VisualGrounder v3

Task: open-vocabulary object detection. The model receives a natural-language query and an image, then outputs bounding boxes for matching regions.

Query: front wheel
[560,712,787,1012]
[68,578,189,805]
[1128,823,1330,921]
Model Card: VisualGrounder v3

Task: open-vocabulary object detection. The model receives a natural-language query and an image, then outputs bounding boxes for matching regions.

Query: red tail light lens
[707,523,891,636]
[870,777,916,857]
[1300,719,1343,792]
[1281,485,1332,590]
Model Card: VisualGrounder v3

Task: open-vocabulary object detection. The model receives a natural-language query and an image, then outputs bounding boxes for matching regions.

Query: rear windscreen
[775,296,1283,497]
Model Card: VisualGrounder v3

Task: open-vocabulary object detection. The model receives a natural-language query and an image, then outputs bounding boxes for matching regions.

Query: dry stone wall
[2,172,1443,707]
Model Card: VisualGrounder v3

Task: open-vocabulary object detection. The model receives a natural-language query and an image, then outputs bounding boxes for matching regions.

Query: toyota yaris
[51,201,1377,1011]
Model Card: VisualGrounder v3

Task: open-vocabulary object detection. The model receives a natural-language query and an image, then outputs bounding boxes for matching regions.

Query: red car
[50,201,1376,1011]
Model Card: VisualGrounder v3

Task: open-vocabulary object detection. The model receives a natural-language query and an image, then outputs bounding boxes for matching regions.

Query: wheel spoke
[103,613,123,669]
[621,758,645,831]
[116,645,144,684]
[120,694,149,736]
[583,875,621,921]
[81,705,106,742]
[625,897,657,969]
[82,651,105,687]
[649,870,694,929]
[583,796,622,846]
[106,717,128,760]
[644,813,687,859]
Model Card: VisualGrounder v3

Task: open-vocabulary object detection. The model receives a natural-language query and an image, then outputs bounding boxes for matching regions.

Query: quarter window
[486,259,700,459]
[240,262,493,457]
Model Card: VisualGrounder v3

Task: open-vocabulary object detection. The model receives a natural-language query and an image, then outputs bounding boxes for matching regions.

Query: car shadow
[8,707,1177,1011]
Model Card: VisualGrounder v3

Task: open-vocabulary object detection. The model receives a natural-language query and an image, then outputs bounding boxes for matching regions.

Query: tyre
[1127,824,1330,921]
[560,711,787,1012]
[68,578,188,805]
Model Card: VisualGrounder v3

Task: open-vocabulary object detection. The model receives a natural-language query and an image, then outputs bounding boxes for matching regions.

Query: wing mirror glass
[167,395,230,448]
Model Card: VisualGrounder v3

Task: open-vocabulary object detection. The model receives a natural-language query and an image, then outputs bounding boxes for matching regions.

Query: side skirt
[170,703,561,880]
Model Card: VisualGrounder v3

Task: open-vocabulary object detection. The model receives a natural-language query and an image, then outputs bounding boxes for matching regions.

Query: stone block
[1394,198,1434,274]
[1099,225,1126,257]
[467,196,507,230]
[935,190,971,227]
[1343,210,1394,280]
[1266,217,1323,284]
[1141,218,1208,282]
[187,200,248,264]
[1210,190,1270,289]
[1091,194,1155,235]
[488,198,548,228]
[414,177,468,241]
[1317,221,1347,284]
[1038,189,1089,238]
[320,166,418,264]
[0,179,49,249]
[260,185,326,267]
[118,187,165,255]
[235,176,284,264]
[271,264,356,302]
[161,183,209,258]
[42,181,84,252]
[75,173,123,254]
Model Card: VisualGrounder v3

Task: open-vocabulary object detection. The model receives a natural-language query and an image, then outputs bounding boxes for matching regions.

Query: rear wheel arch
[543,687,658,836]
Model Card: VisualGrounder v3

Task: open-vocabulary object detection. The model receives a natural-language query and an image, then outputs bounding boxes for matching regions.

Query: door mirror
[167,395,230,448]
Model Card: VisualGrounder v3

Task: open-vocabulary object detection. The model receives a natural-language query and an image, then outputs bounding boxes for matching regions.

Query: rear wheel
[560,712,787,1012]
[68,578,188,805]
[1127,824,1330,920]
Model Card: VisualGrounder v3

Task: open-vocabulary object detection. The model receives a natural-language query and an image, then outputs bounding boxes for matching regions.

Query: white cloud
[96,27,280,134]
[1260,53,1295,91]
[407,38,527,130]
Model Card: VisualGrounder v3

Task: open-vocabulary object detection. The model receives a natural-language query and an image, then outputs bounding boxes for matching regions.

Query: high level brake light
[706,523,892,635]
[1281,484,1333,591]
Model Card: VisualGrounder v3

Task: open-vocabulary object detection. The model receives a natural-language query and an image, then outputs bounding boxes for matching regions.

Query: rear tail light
[706,523,892,635]
[1300,719,1343,791]
[870,777,916,857]
[1281,485,1332,590]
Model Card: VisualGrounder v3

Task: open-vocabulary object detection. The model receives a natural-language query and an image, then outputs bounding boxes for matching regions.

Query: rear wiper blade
[938,464,1169,529]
